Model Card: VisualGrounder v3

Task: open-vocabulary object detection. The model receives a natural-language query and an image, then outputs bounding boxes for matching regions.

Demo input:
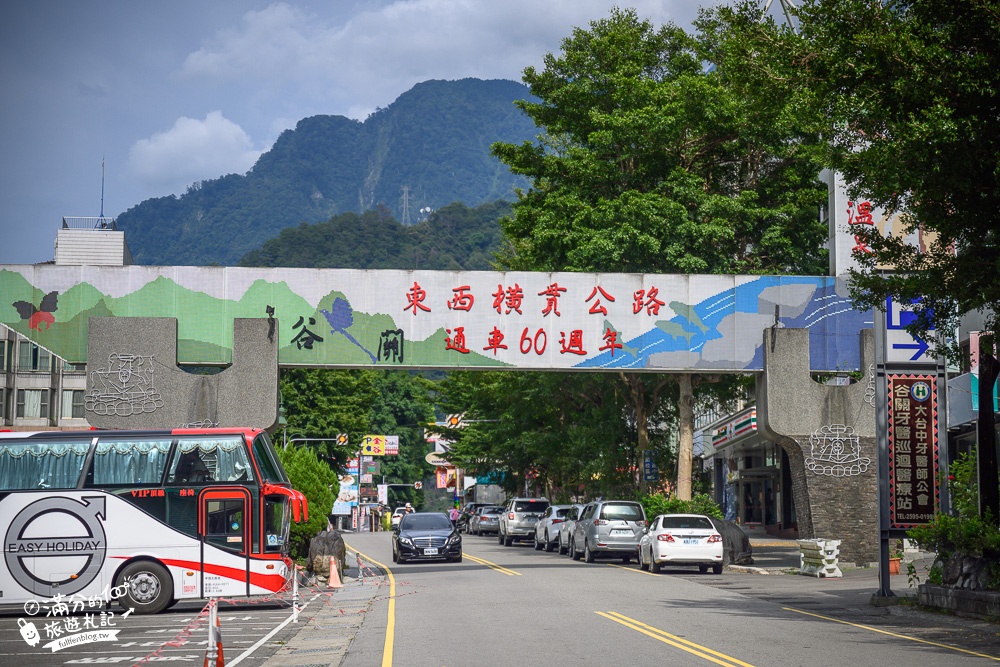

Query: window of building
[16,389,49,419]
[61,389,85,419]
[0,388,6,421]
[18,342,50,372]
[0,340,10,371]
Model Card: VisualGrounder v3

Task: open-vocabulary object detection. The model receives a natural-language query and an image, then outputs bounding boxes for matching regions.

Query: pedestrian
[449,506,460,526]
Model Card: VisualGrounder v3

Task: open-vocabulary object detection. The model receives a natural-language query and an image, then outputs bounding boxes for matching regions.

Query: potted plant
[888,540,903,575]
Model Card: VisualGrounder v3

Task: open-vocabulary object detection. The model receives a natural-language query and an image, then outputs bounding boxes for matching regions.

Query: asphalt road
[2,533,997,667]
[0,595,303,665]
[341,531,1000,667]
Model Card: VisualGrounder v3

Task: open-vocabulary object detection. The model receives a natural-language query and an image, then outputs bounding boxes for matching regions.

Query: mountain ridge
[118,78,537,267]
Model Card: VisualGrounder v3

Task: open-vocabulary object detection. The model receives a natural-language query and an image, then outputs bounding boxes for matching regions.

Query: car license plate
[683,538,699,545]
[424,548,438,555]
[611,529,631,536]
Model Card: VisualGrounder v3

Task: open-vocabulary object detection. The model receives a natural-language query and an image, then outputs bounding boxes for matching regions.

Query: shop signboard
[887,374,939,529]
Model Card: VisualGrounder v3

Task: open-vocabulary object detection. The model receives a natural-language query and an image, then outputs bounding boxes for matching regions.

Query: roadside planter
[798,538,843,578]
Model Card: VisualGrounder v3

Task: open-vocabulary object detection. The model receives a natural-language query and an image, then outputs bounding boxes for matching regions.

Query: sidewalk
[260,556,387,667]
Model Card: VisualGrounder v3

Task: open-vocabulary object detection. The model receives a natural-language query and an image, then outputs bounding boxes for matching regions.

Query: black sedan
[392,512,463,563]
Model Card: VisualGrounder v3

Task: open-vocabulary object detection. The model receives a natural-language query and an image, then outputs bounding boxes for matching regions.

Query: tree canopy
[699,0,1000,349]
[487,8,829,499]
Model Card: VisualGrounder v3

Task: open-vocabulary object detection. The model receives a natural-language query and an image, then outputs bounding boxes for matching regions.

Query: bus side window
[88,439,171,487]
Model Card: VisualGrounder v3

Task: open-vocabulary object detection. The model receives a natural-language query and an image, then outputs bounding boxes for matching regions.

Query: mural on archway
[0,266,872,372]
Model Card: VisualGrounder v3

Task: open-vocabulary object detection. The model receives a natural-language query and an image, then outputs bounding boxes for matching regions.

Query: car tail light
[657,534,675,542]
[509,513,515,520]
[552,519,563,524]
[708,534,722,543]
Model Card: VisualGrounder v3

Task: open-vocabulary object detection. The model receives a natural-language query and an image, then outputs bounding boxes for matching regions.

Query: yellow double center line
[463,553,522,576]
[597,611,755,667]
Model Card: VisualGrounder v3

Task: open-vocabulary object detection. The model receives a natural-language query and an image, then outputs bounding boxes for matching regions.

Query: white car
[638,513,724,574]
[391,507,406,528]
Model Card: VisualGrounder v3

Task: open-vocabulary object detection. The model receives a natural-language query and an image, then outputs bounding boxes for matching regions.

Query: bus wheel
[116,561,173,615]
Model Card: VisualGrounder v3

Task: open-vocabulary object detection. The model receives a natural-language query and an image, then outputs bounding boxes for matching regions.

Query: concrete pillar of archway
[85,317,278,430]
[756,327,877,565]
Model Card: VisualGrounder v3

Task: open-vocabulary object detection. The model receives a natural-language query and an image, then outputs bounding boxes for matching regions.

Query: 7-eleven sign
[361,434,386,456]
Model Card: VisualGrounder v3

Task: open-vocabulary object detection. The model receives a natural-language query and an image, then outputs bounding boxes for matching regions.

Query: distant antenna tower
[96,157,111,229]
[762,0,798,32]
[400,185,412,226]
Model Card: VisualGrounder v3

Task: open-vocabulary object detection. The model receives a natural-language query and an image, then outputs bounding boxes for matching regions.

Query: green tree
[369,371,437,510]
[700,0,1000,526]
[491,8,828,498]
[279,368,378,467]
[278,444,338,559]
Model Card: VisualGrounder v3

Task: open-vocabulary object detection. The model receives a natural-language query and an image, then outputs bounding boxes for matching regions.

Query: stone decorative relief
[86,353,164,416]
[805,424,871,477]
[864,363,876,408]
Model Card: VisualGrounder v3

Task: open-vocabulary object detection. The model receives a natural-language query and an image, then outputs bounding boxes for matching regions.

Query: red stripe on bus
[111,556,288,592]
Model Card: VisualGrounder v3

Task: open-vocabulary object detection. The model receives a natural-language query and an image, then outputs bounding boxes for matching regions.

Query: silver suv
[570,500,646,563]
[498,497,549,546]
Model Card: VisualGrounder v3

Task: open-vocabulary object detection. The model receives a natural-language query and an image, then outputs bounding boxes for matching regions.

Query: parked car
[558,504,585,555]
[391,507,406,528]
[638,513,724,574]
[470,505,503,536]
[498,497,550,546]
[570,499,646,563]
[457,502,492,533]
[533,504,574,552]
[392,512,462,564]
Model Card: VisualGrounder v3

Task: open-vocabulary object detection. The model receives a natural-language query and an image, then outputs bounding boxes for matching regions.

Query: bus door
[199,488,251,598]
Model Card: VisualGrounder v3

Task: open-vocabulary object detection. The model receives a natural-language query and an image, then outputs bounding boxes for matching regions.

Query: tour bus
[0,427,308,614]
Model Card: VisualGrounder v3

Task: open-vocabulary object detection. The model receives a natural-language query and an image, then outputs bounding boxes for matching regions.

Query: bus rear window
[0,440,91,490]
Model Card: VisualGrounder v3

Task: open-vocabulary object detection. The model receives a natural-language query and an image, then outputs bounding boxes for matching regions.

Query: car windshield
[660,516,714,529]
[483,506,502,514]
[400,514,453,530]
[514,501,548,512]
[600,503,643,521]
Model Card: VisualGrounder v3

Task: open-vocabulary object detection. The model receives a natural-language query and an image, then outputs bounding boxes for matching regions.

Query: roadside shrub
[907,452,1000,590]
[278,445,338,559]
[640,492,723,521]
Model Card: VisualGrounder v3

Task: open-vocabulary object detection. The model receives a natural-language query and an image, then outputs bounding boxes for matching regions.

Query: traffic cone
[204,608,225,667]
[328,556,343,589]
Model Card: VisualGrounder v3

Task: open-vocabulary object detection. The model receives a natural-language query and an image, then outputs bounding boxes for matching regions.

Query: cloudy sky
[1,1,743,265]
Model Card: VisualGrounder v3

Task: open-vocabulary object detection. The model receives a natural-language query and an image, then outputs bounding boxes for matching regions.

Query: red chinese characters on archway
[447,285,474,312]
[492,284,524,314]
[585,286,615,315]
[633,286,665,315]
[404,282,431,314]
[847,200,875,255]
[538,283,567,316]
[445,327,470,354]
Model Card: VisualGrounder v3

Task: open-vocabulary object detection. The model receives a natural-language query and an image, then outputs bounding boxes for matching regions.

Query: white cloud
[179,1,692,120]
[128,111,262,193]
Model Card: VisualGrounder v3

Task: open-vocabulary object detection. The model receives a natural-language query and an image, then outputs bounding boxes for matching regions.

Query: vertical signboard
[875,301,946,599]
[887,374,939,528]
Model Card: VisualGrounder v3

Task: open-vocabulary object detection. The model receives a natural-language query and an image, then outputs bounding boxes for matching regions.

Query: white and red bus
[0,427,308,613]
